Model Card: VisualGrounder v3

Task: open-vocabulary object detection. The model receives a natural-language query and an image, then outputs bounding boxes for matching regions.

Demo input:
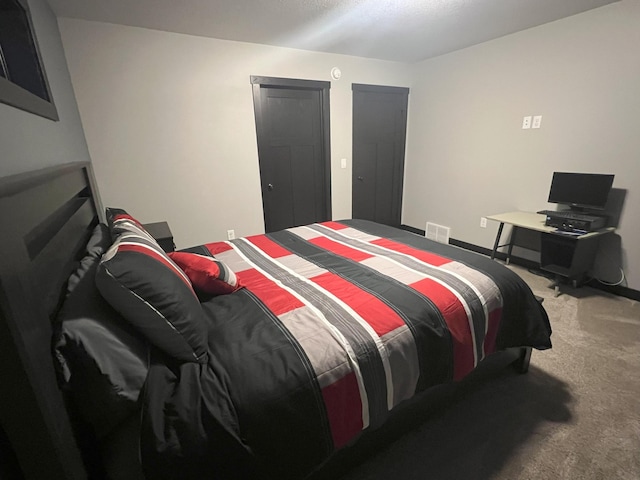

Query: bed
[0,162,552,480]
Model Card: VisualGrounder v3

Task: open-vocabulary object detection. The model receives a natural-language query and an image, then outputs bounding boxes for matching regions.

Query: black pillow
[96,208,208,364]
[66,223,111,293]
[53,227,149,438]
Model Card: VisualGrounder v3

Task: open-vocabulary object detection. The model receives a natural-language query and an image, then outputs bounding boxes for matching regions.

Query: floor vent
[425,222,450,244]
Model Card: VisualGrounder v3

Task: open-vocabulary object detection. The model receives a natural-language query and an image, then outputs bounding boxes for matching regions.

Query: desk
[487,211,614,293]
[487,212,555,263]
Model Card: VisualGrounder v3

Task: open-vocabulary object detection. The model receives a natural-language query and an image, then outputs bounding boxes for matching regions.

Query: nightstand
[143,221,175,252]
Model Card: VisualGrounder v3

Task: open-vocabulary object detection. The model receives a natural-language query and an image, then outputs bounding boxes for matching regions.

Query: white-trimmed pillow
[96,208,207,363]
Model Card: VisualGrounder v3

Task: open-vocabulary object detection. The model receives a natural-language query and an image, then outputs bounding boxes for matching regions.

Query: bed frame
[0,162,101,480]
[0,162,532,480]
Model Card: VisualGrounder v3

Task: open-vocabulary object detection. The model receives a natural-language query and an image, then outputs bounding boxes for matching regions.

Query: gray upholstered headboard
[0,162,101,480]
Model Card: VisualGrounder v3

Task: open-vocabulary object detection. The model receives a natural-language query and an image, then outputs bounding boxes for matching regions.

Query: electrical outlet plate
[227,229,235,240]
[480,217,487,228]
[522,116,532,129]
[532,115,542,129]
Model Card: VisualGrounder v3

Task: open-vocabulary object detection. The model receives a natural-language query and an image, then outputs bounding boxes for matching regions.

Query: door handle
[267,183,274,191]
[357,176,364,181]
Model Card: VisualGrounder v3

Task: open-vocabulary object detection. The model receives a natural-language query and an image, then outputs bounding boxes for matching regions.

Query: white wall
[403,0,640,290]
[58,19,412,247]
[58,2,639,291]
[0,0,90,177]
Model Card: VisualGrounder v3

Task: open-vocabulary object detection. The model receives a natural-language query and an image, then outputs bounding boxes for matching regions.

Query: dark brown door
[352,84,409,227]
[251,76,331,233]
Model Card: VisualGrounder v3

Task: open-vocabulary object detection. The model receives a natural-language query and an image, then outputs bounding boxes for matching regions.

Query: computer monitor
[547,172,614,211]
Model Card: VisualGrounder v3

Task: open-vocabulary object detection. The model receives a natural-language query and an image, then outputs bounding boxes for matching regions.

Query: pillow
[53,255,148,439]
[169,251,242,296]
[105,207,148,239]
[96,209,207,364]
[66,223,111,294]
[85,222,112,257]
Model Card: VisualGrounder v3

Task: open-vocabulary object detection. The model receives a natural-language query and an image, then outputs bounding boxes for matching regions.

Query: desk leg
[491,222,505,260]
[550,276,562,297]
[506,226,518,265]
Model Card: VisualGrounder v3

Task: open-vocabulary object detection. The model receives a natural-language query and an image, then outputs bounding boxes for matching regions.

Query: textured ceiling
[47,0,620,63]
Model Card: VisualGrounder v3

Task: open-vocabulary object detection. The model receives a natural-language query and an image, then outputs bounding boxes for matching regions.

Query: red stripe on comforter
[321,371,363,449]
[319,221,350,231]
[235,269,304,316]
[409,277,474,380]
[484,308,502,356]
[204,242,233,255]
[246,234,292,258]
[311,272,405,337]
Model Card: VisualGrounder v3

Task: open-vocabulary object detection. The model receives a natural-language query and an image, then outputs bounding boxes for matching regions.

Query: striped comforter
[141,220,552,480]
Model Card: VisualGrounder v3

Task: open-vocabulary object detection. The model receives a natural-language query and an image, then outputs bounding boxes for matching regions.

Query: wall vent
[425,222,450,244]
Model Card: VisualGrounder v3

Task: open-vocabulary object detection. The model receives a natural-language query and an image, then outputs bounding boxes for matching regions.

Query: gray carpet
[327,265,640,480]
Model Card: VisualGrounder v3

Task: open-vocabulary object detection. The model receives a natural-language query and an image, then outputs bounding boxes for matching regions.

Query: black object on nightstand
[143,222,175,252]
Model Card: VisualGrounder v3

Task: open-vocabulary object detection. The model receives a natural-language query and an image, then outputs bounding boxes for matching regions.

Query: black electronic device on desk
[537,209,606,232]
